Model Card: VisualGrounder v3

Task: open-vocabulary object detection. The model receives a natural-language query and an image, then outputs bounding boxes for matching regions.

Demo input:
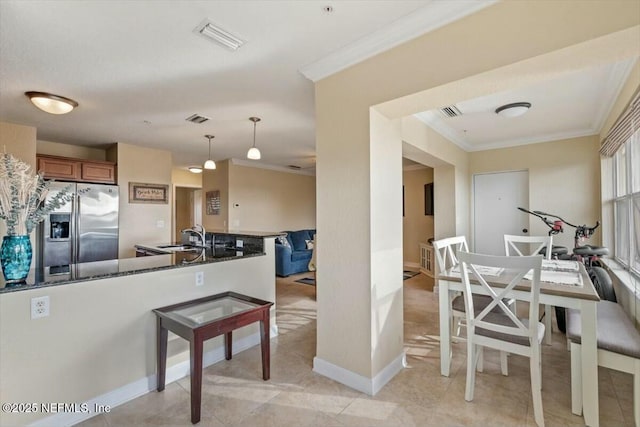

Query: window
[613,129,640,274]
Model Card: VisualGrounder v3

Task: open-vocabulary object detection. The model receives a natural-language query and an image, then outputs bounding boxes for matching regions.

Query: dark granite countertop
[0,247,264,294]
[206,230,285,238]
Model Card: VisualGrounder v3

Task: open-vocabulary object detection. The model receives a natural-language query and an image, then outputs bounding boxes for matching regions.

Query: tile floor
[79,272,635,427]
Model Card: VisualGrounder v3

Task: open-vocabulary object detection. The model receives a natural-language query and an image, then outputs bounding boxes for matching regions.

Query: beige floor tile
[231,402,346,427]
[77,272,635,426]
[336,399,435,427]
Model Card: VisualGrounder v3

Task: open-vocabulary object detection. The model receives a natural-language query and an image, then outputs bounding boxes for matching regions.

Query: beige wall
[115,143,173,257]
[201,159,229,232]
[171,167,202,188]
[0,121,37,168]
[469,135,601,251]
[0,246,277,426]
[314,0,639,388]
[403,167,434,266]
[401,116,470,241]
[36,140,108,161]
[0,121,37,242]
[228,163,316,232]
[200,160,316,233]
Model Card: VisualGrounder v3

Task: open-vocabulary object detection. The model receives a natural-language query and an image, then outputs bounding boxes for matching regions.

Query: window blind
[600,90,640,157]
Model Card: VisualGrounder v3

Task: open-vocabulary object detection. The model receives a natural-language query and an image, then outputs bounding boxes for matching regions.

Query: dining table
[437,260,601,427]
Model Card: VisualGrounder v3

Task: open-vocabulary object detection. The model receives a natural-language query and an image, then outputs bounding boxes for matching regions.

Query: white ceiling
[0,1,635,175]
[414,58,638,151]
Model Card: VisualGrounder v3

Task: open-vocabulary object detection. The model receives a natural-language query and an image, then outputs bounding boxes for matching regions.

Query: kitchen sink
[157,244,202,252]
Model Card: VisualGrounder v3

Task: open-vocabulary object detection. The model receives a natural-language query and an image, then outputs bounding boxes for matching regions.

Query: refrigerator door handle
[73,194,80,264]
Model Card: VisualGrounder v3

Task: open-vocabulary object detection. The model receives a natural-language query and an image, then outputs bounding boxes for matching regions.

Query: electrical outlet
[195,271,204,287]
[236,239,243,248]
[156,220,165,228]
[31,296,50,319]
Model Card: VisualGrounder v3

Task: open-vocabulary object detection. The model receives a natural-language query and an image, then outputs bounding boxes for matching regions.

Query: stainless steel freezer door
[40,182,75,268]
[76,183,119,263]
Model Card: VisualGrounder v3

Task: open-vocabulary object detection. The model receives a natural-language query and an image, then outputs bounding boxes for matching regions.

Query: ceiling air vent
[287,165,302,170]
[439,105,462,118]
[185,114,210,124]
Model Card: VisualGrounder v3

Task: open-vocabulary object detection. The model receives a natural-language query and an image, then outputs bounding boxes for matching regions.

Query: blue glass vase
[1,235,32,283]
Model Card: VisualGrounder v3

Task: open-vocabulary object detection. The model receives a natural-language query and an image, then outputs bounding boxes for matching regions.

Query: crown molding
[299,0,498,82]
[230,158,315,176]
[465,128,598,152]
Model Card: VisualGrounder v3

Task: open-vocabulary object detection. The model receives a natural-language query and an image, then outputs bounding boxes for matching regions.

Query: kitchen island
[0,233,279,426]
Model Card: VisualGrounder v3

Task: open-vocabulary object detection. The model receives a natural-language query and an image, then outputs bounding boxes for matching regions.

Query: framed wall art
[206,190,221,215]
[128,182,169,204]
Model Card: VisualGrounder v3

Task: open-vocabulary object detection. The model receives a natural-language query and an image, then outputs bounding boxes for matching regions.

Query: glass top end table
[153,291,274,424]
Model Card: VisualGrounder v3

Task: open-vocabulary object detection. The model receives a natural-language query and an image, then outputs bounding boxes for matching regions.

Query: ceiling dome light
[25,91,78,114]
[203,135,216,170]
[246,117,261,160]
[188,166,203,173]
[495,102,531,118]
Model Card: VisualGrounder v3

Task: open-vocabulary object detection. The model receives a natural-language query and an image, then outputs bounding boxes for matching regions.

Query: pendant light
[247,117,261,160]
[203,135,216,170]
[25,91,78,114]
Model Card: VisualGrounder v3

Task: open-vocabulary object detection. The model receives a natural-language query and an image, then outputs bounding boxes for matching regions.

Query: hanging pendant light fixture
[203,134,216,170]
[247,117,261,160]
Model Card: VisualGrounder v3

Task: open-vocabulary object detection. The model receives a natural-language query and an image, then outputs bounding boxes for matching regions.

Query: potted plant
[0,152,74,283]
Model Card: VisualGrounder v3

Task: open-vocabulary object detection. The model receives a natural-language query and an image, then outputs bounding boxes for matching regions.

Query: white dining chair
[433,236,512,373]
[458,251,546,427]
[504,234,553,344]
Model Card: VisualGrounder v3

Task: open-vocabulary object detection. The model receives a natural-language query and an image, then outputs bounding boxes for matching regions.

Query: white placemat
[450,265,504,277]
[542,260,580,272]
[525,269,583,286]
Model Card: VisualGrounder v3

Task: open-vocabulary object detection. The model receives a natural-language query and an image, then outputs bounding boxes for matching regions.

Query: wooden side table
[153,291,274,424]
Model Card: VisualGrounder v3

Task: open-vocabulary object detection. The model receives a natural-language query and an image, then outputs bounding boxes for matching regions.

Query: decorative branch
[0,153,75,235]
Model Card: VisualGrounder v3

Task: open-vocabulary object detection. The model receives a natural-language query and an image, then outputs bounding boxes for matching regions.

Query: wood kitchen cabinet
[37,154,117,184]
[36,155,81,181]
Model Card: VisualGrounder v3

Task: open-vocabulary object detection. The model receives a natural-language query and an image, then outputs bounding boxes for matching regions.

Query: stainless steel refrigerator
[38,182,119,268]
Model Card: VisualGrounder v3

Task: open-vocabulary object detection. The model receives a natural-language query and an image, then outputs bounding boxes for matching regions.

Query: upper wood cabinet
[37,155,117,184]
[36,155,81,181]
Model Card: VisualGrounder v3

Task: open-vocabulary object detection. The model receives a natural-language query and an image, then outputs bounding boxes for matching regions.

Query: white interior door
[474,170,529,255]
[193,189,202,226]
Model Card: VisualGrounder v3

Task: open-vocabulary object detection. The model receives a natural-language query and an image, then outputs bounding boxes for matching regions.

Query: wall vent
[185,114,210,124]
[439,105,462,118]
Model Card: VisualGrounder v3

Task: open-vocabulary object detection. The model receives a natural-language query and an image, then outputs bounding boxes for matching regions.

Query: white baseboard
[312,352,405,395]
[30,325,278,427]
[404,262,420,270]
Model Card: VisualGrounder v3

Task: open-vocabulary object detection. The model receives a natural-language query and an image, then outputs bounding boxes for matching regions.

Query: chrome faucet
[181,224,206,247]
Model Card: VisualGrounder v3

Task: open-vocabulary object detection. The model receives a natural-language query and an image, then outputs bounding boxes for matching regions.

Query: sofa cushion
[291,250,312,262]
[276,235,291,249]
[289,230,311,251]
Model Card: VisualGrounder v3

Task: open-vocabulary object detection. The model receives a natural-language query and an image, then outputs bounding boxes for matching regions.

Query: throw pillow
[305,239,314,250]
[276,235,291,249]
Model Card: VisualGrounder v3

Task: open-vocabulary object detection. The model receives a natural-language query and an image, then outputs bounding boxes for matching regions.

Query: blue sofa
[275,229,316,277]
